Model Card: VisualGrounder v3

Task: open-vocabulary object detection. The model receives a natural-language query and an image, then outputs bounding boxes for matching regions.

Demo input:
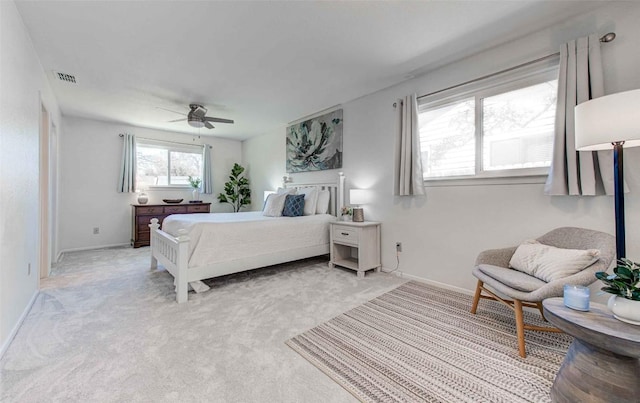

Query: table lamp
[575,89,640,258]
[350,189,368,222]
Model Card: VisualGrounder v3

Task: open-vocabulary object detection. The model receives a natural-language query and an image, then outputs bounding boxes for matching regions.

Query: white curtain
[394,94,425,196]
[544,34,616,196]
[201,145,213,194]
[117,133,136,193]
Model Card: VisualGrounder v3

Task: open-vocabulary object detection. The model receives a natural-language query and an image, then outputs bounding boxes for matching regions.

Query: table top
[332,220,380,227]
[543,297,640,358]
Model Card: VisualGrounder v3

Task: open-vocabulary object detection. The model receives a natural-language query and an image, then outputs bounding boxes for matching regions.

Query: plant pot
[607,295,640,325]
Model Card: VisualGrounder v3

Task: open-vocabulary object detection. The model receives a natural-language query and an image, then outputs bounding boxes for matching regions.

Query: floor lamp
[575,89,640,259]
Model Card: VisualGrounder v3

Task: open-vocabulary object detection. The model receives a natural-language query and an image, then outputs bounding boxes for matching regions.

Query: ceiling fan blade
[168,118,187,122]
[204,121,214,129]
[155,106,186,116]
[204,116,234,124]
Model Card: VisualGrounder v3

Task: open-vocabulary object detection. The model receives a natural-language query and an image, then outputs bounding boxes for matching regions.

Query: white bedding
[161,211,335,268]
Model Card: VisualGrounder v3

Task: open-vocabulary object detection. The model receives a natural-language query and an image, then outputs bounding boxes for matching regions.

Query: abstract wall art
[286,109,343,173]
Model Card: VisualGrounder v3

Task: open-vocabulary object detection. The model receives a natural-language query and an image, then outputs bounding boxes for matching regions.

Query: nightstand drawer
[136,206,163,215]
[187,205,209,213]
[333,225,359,245]
[163,206,187,214]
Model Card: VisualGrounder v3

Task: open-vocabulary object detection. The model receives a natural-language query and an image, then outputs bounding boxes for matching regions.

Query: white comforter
[161,211,335,268]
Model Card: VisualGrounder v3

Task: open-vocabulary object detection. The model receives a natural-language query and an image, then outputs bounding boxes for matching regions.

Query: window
[418,63,558,180]
[136,140,203,188]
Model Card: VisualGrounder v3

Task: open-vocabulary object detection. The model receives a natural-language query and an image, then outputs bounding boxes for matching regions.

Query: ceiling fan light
[188,118,205,128]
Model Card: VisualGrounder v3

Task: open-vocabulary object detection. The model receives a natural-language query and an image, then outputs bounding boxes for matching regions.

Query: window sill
[424,174,548,187]
[146,185,192,190]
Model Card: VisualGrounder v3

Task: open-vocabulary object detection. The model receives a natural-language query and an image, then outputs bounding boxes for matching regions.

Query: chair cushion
[477,264,547,293]
[509,240,600,282]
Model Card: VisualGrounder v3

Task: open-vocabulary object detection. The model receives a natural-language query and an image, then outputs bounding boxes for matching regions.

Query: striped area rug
[286,281,572,402]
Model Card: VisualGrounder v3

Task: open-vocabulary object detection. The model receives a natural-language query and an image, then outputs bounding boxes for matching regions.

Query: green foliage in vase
[217,163,251,212]
[595,258,640,301]
[188,176,202,189]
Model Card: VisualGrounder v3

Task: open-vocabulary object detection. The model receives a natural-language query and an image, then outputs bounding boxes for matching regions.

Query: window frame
[135,139,204,189]
[418,58,559,184]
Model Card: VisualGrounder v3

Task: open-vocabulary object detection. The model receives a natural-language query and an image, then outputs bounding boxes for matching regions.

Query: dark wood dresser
[131,202,211,248]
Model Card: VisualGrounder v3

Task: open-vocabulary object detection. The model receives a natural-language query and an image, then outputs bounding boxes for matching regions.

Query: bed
[149,173,345,303]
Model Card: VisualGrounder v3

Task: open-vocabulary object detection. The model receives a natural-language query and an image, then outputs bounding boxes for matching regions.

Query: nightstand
[329,221,381,278]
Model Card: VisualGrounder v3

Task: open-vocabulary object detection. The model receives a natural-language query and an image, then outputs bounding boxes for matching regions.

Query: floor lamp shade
[575,89,640,150]
[575,89,640,259]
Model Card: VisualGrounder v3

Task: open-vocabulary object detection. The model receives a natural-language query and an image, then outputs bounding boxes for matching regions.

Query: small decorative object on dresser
[137,191,149,204]
[188,176,202,203]
[329,221,381,278]
[131,202,210,248]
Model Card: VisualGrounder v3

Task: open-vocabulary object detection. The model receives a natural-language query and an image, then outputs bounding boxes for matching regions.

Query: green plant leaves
[596,259,640,301]
[217,163,251,212]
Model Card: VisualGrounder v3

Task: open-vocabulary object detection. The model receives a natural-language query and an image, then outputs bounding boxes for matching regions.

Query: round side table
[542,298,640,403]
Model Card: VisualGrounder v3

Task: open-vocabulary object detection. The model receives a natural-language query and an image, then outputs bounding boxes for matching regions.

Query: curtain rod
[393,32,616,107]
[119,134,212,149]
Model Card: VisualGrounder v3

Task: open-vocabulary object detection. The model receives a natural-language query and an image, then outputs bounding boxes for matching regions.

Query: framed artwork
[286,109,343,173]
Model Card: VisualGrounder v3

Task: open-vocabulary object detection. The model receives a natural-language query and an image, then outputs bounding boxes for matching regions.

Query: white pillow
[297,187,318,216]
[262,193,287,217]
[509,240,600,282]
[276,187,296,195]
[316,190,330,214]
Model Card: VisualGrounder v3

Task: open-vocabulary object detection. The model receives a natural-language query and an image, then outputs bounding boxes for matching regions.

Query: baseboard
[57,243,130,261]
[380,267,475,296]
[0,290,39,360]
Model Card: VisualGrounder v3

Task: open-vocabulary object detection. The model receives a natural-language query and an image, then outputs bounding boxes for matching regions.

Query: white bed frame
[149,173,345,303]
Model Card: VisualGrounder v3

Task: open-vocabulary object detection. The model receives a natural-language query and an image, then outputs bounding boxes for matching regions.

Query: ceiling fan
[166,104,234,129]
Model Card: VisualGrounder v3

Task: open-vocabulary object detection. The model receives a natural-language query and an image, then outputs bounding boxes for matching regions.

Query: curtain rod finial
[600,32,616,43]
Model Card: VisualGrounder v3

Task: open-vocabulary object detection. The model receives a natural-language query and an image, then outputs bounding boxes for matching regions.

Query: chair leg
[470,280,483,314]
[514,299,526,358]
[536,302,547,321]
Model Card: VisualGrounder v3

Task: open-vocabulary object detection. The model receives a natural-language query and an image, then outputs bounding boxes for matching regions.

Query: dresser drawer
[187,204,209,213]
[163,206,187,214]
[333,225,359,245]
[137,215,164,225]
[137,231,150,241]
[136,206,164,215]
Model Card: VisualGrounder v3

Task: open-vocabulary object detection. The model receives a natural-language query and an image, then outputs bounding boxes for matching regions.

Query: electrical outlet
[396,242,402,252]
[93,227,100,235]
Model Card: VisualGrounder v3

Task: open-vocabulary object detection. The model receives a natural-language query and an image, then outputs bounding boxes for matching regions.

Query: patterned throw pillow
[282,194,305,217]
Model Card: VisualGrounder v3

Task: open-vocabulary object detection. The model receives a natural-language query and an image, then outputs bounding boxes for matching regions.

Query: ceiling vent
[54,71,77,84]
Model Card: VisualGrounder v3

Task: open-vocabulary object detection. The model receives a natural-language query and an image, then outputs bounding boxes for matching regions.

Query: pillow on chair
[509,240,600,282]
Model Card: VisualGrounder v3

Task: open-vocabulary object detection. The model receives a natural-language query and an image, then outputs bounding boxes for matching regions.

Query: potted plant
[340,206,352,221]
[217,163,251,212]
[595,258,640,325]
[188,176,202,203]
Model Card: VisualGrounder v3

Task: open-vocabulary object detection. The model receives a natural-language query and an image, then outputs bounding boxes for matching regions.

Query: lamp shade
[575,89,640,151]
[349,189,370,205]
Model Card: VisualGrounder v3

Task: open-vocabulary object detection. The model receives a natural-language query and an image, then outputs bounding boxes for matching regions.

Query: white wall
[58,116,243,253]
[0,1,61,354]
[243,2,640,301]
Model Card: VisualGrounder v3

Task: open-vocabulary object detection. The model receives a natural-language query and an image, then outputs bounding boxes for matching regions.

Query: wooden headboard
[285,173,345,216]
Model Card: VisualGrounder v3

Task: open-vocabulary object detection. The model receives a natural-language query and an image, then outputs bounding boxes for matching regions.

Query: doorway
[39,103,51,279]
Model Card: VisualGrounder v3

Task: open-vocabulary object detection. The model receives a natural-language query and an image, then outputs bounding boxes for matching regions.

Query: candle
[563,285,590,311]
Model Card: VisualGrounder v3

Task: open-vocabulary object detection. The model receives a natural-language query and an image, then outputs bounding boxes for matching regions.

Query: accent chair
[470,227,616,358]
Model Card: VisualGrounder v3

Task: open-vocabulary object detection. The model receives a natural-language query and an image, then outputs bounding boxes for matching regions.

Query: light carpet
[287,281,572,403]
[0,247,407,403]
